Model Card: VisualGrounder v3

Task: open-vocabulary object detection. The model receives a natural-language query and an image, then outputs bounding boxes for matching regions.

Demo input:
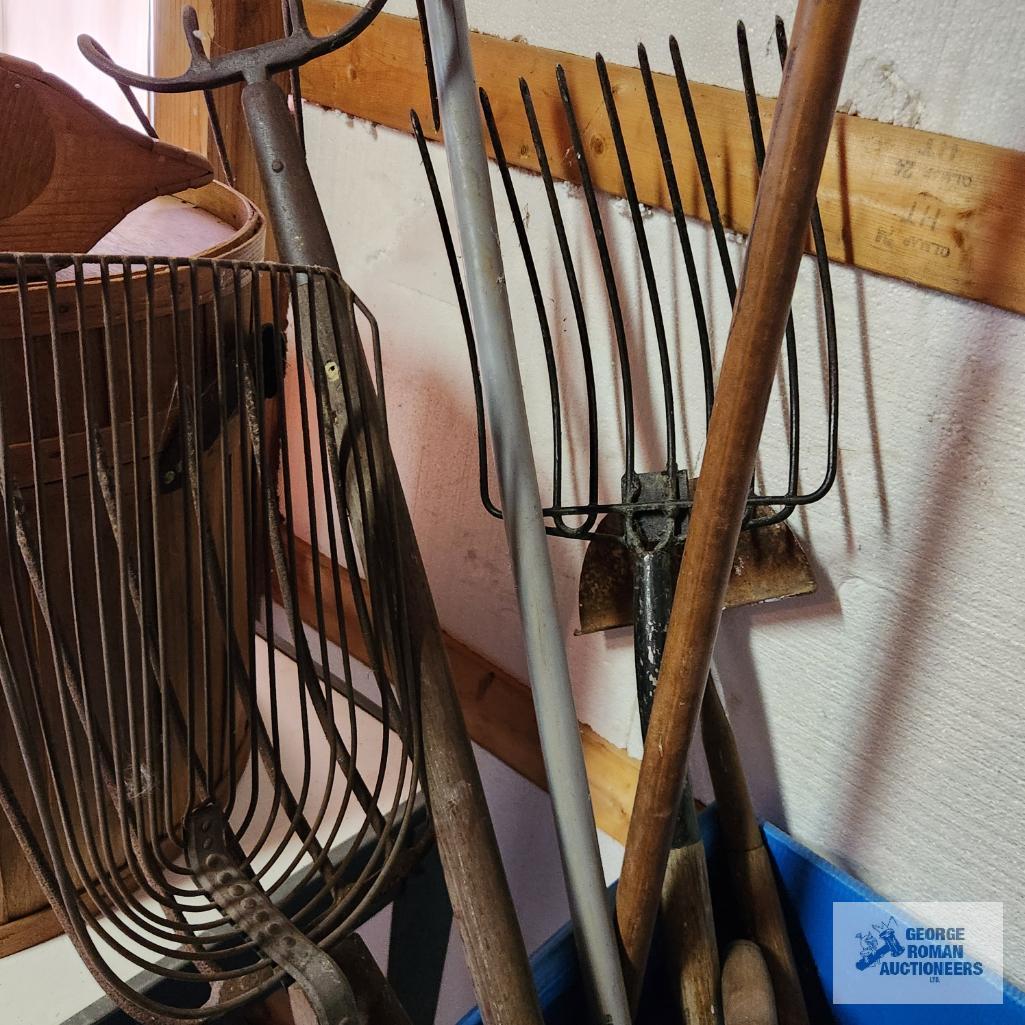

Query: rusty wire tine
[637,43,715,424]
[289,277,352,827]
[317,276,402,855]
[97,258,157,891]
[0,268,199,977]
[141,259,176,842]
[208,267,237,808]
[186,263,217,789]
[182,4,238,188]
[410,108,501,519]
[251,278,363,905]
[104,262,188,905]
[119,264,162,851]
[41,260,121,897]
[596,52,679,492]
[230,262,262,832]
[165,260,201,815]
[19,262,193,945]
[555,64,637,492]
[93,259,208,904]
[0,253,431,1012]
[237,282,389,854]
[262,273,319,877]
[518,77,600,534]
[16,261,138,933]
[101,260,150,858]
[90,40,158,137]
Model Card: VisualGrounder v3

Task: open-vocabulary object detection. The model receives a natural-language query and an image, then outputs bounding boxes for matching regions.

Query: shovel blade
[577,512,816,635]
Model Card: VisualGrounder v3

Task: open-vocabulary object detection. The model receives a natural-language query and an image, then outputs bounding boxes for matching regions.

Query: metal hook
[79,0,389,94]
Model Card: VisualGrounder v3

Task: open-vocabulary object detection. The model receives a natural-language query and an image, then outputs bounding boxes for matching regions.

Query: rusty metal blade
[577,510,816,635]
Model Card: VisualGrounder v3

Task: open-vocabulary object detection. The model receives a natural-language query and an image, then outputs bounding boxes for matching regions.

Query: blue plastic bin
[457,810,1025,1024]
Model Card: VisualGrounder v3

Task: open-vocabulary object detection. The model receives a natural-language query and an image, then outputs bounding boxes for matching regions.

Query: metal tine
[281,276,395,885]
[185,264,216,796]
[773,14,840,512]
[517,78,600,534]
[480,86,572,536]
[90,40,158,138]
[286,0,311,35]
[555,64,637,491]
[236,266,320,890]
[93,263,222,904]
[414,0,442,131]
[736,21,800,526]
[40,261,133,906]
[668,36,739,303]
[410,108,502,520]
[267,273,354,893]
[2,266,221,970]
[347,289,415,754]
[181,7,236,185]
[637,42,716,426]
[319,274,404,748]
[113,263,177,888]
[236,287,390,852]
[164,262,201,816]
[208,269,237,810]
[595,53,680,495]
[320,278,417,877]
[118,265,161,849]
[207,94,238,189]
[736,17,839,522]
[8,263,161,940]
[21,261,199,944]
[177,287,333,897]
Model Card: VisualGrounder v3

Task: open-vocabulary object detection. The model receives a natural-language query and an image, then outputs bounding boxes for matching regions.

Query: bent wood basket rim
[0,180,265,960]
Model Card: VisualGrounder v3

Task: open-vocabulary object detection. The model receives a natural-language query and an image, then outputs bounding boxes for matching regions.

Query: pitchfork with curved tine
[76,5,542,1025]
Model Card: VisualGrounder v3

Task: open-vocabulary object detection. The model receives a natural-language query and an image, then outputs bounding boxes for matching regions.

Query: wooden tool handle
[722,941,778,1025]
[660,841,722,1024]
[613,0,861,1007]
[703,680,809,1025]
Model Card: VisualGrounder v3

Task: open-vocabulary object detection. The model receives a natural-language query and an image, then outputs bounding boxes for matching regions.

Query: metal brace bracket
[186,803,359,1025]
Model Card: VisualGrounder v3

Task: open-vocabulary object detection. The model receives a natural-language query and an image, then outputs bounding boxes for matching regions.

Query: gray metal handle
[421,3,632,1023]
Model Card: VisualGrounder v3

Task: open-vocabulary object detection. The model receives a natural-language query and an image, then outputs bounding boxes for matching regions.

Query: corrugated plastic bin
[457,810,1025,1024]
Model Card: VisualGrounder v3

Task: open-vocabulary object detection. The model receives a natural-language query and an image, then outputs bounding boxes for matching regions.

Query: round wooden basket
[0,181,265,958]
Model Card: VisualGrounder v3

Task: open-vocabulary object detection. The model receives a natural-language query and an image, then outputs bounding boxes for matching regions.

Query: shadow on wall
[827,311,1017,882]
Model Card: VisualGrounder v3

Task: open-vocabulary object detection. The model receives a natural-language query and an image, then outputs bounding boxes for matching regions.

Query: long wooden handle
[613,0,861,1007]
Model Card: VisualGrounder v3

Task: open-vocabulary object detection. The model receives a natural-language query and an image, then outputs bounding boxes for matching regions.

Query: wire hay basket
[0,253,427,1023]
